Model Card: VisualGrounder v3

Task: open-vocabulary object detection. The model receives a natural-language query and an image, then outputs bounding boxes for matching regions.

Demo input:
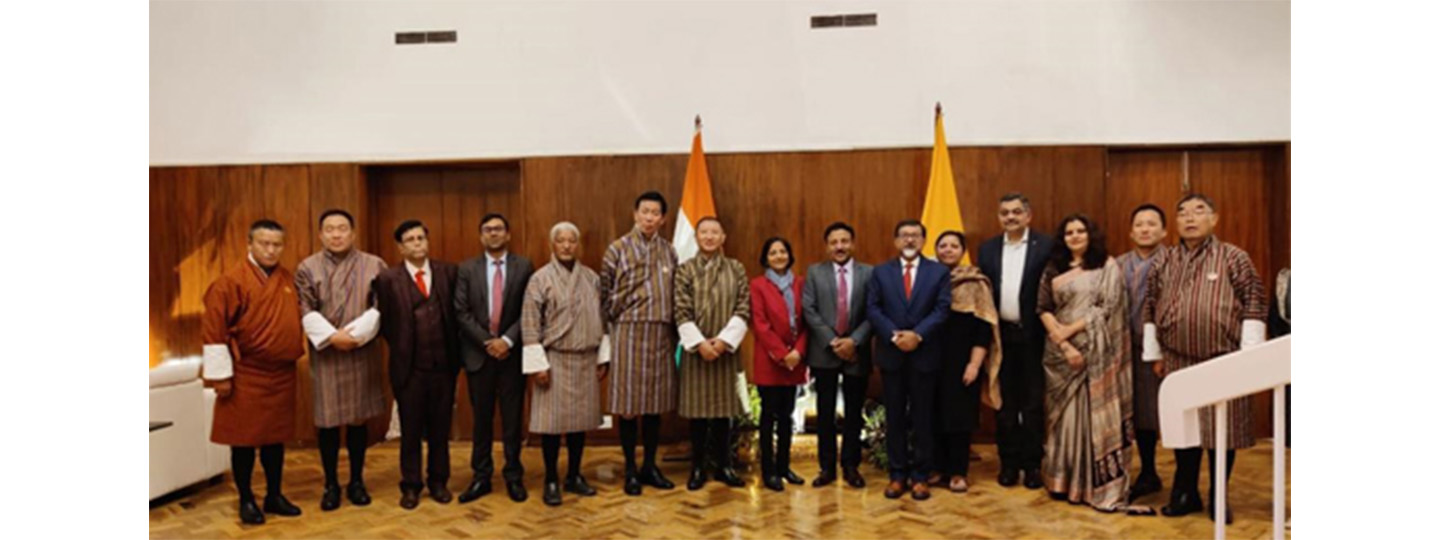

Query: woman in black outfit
[928,230,997,493]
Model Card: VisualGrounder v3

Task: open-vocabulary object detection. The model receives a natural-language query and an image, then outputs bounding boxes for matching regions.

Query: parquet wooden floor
[150,437,1290,539]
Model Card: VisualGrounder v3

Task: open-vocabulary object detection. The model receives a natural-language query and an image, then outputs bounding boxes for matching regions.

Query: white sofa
[150,357,230,500]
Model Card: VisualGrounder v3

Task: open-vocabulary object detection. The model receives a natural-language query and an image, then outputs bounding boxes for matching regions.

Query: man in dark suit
[801,221,875,489]
[976,192,1055,490]
[454,213,535,503]
[373,220,461,510]
[866,219,952,501]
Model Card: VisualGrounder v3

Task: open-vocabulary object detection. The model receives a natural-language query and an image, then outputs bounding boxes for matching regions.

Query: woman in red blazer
[749,237,809,492]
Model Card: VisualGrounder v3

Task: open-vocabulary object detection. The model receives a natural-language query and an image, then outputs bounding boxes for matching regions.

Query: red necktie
[903,262,913,300]
[490,260,504,335]
[835,267,849,336]
[415,269,428,298]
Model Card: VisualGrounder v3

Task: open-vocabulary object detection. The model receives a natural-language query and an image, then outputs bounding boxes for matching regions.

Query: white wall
[149,0,1290,165]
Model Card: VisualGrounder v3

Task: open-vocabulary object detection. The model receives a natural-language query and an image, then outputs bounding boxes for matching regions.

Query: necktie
[414,269,428,298]
[490,260,504,335]
[903,262,913,300]
[835,267,849,336]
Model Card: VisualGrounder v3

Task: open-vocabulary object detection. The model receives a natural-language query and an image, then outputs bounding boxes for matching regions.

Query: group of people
[199,188,1283,526]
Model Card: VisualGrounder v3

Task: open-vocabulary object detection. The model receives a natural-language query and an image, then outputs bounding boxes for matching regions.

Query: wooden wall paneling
[1051,147,1109,239]
[150,167,223,364]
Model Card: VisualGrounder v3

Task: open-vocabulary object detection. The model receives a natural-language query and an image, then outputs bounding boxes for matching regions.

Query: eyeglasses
[1177,209,1211,219]
[481,226,507,234]
[897,233,924,240]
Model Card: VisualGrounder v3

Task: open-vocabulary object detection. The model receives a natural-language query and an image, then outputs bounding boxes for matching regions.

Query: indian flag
[920,103,971,265]
[673,118,716,264]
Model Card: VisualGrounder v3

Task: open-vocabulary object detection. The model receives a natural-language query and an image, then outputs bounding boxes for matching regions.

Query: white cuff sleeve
[202,344,233,380]
[344,308,381,346]
[1241,320,1267,349]
[1142,323,1162,362]
[303,312,338,349]
[521,344,551,374]
[718,316,748,349]
[502,336,514,348]
[678,322,706,351]
[598,335,612,365]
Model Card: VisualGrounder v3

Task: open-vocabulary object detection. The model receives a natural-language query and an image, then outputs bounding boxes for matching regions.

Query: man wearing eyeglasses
[1141,193,1268,524]
[455,213,536,504]
[977,192,1055,490]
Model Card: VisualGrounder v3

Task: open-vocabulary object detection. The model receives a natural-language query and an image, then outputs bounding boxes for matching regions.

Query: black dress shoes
[998,467,1020,487]
[399,488,420,510]
[543,480,562,507]
[624,473,643,496]
[812,469,837,487]
[564,475,598,496]
[1023,468,1044,490]
[763,475,785,492]
[639,466,676,490]
[1161,491,1205,517]
[320,483,342,511]
[1129,472,1163,501]
[429,483,452,504]
[714,467,745,488]
[782,470,805,485]
[843,467,867,488]
[506,480,529,502]
[347,481,372,506]
[458,478,492,503]
[687,467,709,491]
[263,494,302,517]
[238,499,265,525]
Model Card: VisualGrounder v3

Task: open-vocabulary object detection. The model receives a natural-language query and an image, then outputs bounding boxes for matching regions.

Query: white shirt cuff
[502,336,514,348]
[1142,323,1162,362]
[303,312,338,350]
[521,344,551,374]
[718,316,748,349]
[598,334,612,365]
[202,344,233,380]
[344,308,381,346]
[678,322,706,351]
[1241,320,1267,349]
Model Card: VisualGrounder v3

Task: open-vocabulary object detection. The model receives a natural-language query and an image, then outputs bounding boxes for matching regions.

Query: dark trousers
[996,326,1045,471]
[1172,447,1237,498]
[813,368,867,472]
[467,359,525,482]
[396,369,456,491]
[882,363,937,482]
[935,431,973,477]
[231,444,284,502]
[757,385,797,477]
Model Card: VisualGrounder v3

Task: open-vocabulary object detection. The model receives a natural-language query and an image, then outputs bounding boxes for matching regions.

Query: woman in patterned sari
[1037,214,1149,514]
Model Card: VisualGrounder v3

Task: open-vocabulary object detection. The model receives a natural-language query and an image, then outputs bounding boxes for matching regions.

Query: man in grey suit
[801,221,874,488]
[454,213,535,504]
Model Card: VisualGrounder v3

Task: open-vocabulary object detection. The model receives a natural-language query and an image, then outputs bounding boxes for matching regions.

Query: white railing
[1158,336,1290,540]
